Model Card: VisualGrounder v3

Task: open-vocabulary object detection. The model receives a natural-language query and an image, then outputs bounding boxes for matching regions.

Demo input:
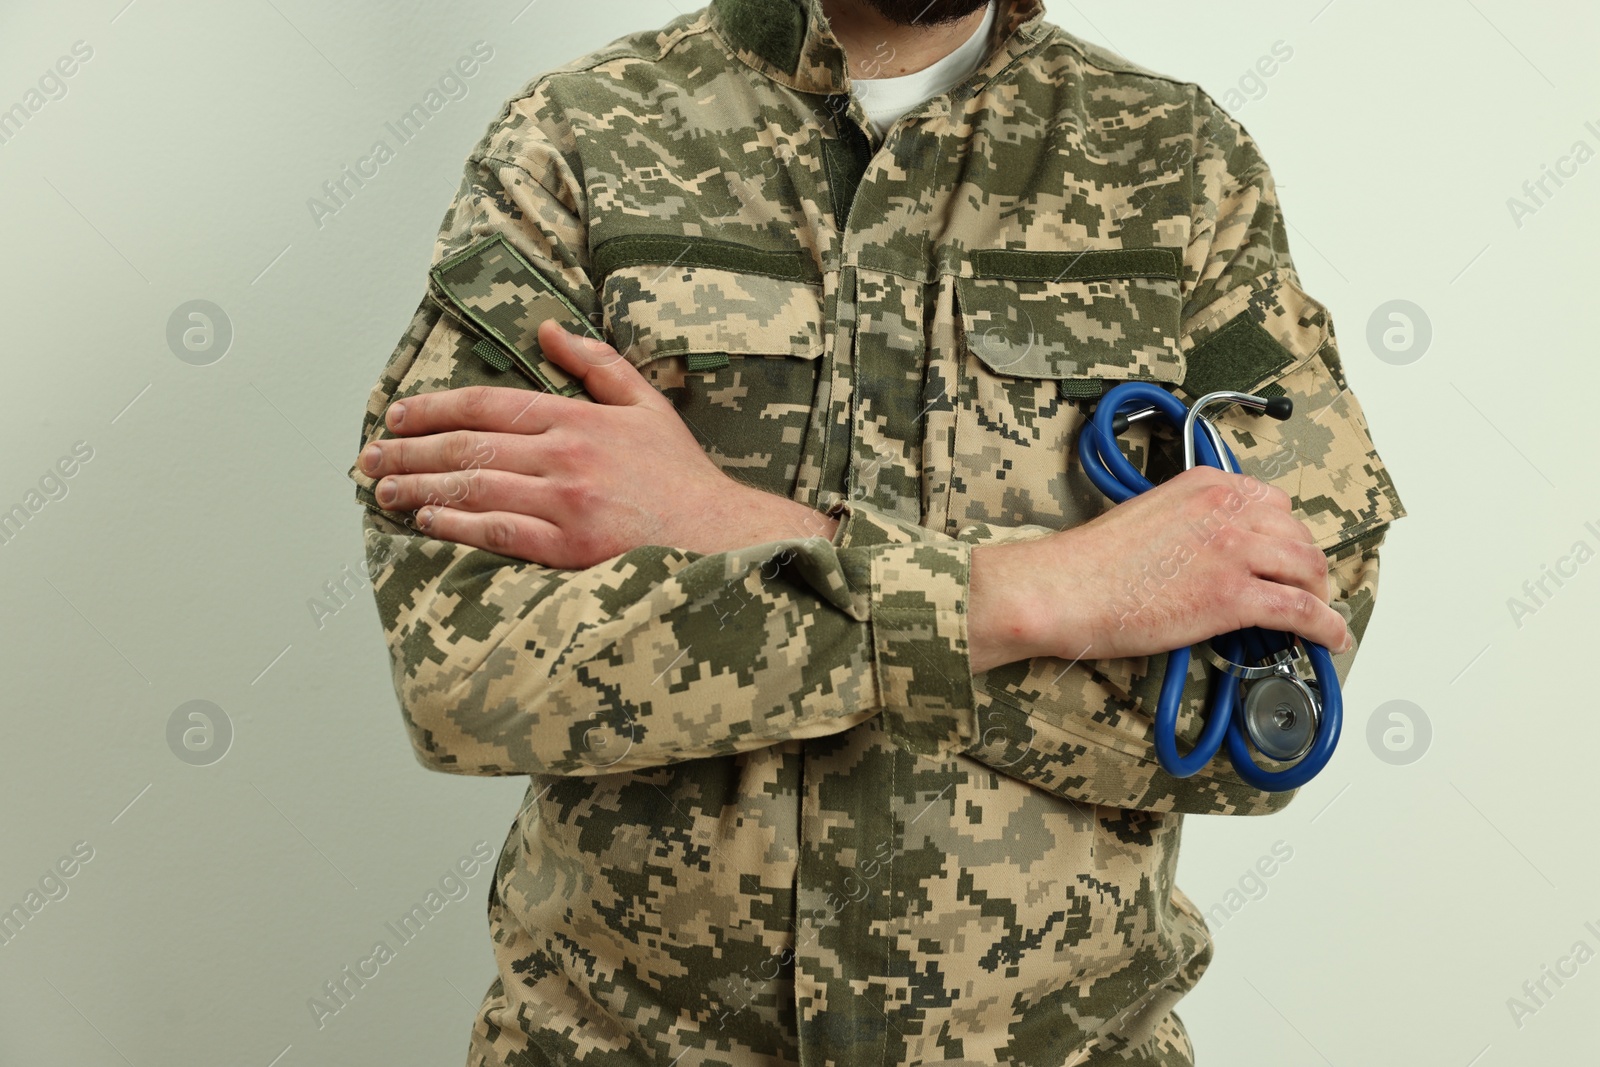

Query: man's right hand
[968,466,1352,674]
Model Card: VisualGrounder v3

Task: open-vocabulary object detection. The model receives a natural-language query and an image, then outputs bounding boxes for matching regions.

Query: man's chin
[857,0,991,27]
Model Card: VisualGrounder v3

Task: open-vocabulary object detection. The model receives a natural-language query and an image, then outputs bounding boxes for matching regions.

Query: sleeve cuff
[828,500,976,757]
[829,497,943,548]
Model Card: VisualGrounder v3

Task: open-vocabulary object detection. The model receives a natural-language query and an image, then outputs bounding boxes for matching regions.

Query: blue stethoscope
[1077,382,1342,792]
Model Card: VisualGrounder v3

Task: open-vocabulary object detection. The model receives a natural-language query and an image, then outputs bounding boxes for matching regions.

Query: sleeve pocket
[1174,274,1408,554]
[428,232,604,398]
[347,234,602,519]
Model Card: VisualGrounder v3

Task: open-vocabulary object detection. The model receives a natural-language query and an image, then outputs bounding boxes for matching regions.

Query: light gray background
[1,1,1595,1063]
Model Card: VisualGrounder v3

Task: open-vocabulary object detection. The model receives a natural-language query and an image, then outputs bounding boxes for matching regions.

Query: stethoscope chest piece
[1241,669,1322,762]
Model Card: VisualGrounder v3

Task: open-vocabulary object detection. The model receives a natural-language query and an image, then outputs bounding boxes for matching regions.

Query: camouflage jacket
[348,1,1407,1063]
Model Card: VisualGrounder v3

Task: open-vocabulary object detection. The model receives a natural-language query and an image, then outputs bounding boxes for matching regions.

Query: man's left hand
[356,319,836,568]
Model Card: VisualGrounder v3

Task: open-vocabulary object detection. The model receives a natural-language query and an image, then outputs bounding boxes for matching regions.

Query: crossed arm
[357,316,1351,674]
[351,86,1395,814]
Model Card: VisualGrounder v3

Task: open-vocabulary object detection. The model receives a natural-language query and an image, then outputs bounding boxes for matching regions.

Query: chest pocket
[945,248,1187,705]
[596,236,825,500]
[945,247,1187,533]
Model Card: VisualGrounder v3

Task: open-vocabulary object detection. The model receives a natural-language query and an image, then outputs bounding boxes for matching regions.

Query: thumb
[537,319,663,408]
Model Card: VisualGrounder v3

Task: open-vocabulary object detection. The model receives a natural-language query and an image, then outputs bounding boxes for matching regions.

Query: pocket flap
[956,247,1186,388]
[428,233,599,397]
[600,263,825,367]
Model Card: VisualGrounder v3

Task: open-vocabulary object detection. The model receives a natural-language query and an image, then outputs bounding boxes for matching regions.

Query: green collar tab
[711,0,808,76]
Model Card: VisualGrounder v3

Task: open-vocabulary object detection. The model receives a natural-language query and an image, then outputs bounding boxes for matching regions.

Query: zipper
[823,94,875,230]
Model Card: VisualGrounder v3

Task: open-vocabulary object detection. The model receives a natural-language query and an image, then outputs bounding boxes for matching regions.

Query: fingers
[1243,530,1333,606]
[536,319,666,409]
[376,322,662,441]
[1170,469,1296,540]
[1246,507,1318,547]
[386,385,571,436]
[373,467,561,517]
[359,431,539,481]
[1178,467,1313,551]
[411,505,567,566]
[1243,576,1351,653]
[1176,468,1346,648]
[1240,475,1294,514]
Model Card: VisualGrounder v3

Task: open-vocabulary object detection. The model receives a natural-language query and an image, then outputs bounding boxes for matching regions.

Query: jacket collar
[708,0,1047,96]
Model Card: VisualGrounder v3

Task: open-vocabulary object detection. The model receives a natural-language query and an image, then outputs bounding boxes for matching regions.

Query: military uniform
[348,0,1407,1063]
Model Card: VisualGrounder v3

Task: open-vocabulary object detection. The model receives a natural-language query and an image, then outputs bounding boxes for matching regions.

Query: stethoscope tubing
[1077,381,1341,792]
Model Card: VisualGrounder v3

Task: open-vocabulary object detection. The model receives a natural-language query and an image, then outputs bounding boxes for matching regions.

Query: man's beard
[857,0,991,27]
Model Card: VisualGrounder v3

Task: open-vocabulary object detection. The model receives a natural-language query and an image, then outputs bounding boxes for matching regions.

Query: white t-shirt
[851,2,997,138]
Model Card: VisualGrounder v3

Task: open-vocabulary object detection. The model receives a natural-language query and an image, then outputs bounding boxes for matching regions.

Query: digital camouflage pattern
[347,0,1407,1063]
[429,232,596,396]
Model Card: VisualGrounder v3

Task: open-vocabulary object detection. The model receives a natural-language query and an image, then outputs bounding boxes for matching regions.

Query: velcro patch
[1057,378,1106,399]
[1179,313,1296,401]
[592,234,819,283]
[972,247,1183,283]
[471,338,512,372]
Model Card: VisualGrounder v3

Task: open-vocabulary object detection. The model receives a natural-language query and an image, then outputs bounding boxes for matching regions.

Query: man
[348,0,1407,1063]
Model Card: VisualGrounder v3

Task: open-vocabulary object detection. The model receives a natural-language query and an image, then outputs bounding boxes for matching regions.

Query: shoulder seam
[480,152,569,206]
[503,14,711,105]
[465,16,713,168]
[1036,25,1202,95]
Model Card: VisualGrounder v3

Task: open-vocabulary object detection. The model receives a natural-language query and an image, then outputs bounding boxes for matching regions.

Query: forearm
[831,494,1394,815]
[965,526,1390,816]
[685,486,1038,674]
[969,537,1056,674]
[363,499,972,776]
[672,481,840,554]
